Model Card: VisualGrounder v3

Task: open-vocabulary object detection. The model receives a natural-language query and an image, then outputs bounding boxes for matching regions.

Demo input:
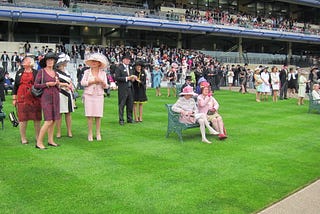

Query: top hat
[185,75,192,81]
[122,52,131,60]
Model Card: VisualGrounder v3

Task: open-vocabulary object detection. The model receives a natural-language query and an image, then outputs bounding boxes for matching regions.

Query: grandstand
[0,0,319,66]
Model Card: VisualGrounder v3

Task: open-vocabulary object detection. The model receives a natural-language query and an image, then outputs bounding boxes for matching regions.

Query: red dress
[16,72,42,121]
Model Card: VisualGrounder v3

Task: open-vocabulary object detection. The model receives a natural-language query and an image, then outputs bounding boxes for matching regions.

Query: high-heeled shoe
[48,142,60,147]
[21,140,28,145]
[88,136,93,142]
[35,145,47,150]
[96,135,101,141]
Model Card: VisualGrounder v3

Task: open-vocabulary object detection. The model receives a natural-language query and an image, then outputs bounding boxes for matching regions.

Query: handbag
[31,70,44,97]
[9,109,19,127]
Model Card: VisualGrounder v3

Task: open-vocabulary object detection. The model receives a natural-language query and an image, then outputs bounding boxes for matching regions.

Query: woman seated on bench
[172,86,219,144]
[197,81,227,140]
[312,84,320,103]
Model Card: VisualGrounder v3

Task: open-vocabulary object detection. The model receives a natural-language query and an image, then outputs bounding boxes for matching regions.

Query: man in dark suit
[1,51,10,73]
[11,52,19,72]
[115,52,137,125]
[279,64,288,100]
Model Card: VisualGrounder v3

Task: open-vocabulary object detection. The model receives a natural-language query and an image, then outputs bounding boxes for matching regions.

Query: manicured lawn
[0,88,319,213]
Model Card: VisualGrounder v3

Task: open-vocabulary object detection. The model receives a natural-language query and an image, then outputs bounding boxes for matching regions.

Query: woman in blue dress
[152,64,163,96]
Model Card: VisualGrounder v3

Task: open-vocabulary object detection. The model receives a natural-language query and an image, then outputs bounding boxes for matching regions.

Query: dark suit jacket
[115,63,134,94]
[279,69,287,84]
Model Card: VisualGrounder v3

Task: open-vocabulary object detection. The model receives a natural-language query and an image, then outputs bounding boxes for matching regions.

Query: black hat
[39,52,58,68]
[185,75,192,81]
[121,52,131,60]
[134,60,145,67]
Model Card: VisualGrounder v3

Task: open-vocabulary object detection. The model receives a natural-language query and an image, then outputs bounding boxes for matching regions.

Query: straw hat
[179,86,197,96]
[171,62,179,69]
[84,53,108,69]
[39,52,58,68]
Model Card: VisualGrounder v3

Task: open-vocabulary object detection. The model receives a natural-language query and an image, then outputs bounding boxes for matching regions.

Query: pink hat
[179,86,197,96]
[171,63,179,69]
[200,81,210,88]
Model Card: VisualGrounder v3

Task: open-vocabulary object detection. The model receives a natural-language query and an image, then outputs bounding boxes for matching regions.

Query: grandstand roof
[0,4,320,44]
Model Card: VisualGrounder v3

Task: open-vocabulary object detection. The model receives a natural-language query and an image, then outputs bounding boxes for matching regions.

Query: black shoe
[48,143,60,147]
[119,121,124,125]
[35,145,47,150]
[127,120,135,124]
[284,97,288,100]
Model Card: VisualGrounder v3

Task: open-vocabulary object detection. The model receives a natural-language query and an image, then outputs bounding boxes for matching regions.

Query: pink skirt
[83,94,104,117]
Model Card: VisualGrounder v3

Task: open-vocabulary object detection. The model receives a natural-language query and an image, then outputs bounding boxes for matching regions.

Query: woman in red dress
[12,57,42,144]
[34,52,60,150]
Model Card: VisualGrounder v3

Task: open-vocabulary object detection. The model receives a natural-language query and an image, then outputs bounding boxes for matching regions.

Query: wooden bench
[165,104,199,142]
[307,93,320,113]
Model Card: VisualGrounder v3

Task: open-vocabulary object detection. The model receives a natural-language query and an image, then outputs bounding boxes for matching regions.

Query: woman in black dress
[133,60,147,122]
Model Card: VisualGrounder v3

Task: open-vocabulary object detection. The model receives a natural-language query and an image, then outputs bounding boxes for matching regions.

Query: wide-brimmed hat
[56,53,70,66]
[39,52,58,68]
[179,86,197,96]
[171,62,179,69]
[84,53,108,69]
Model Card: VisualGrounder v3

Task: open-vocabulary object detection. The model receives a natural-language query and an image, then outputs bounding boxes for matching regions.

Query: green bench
[0,111,5,130]
[307,93,320,113]
[165,104,199,142]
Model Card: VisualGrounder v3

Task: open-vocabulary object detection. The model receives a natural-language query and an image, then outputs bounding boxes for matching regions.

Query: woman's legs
[139,104,143,121]
[65,113,72,137]
[212,117,225,135]
[87,117,93,141]
[48,121,57,145]
[56,114,62,138]
[36,120,54,148]
[19,121,28,143]
[256,92,261,102]
[34,120,41,142]
[133,103,138,121]
[198,118,211,144]
[95,117,101,141]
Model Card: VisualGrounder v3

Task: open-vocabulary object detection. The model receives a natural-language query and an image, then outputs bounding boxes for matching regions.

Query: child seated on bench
[172,86,219,144]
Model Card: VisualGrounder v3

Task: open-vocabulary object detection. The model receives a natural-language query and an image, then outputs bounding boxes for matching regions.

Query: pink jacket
[197,94,219,114]
[81,69,108,96]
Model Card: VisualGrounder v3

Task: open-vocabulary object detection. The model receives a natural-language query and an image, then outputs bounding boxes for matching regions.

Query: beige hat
[85,53,108,69]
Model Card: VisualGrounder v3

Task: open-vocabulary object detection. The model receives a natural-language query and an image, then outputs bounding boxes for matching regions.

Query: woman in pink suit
[81,53,109,141]
[197,82,227,140]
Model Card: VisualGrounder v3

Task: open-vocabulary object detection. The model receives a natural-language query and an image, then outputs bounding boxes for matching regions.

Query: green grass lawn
[0,88,319,214]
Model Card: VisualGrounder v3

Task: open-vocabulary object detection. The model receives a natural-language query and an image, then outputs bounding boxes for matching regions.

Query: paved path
[257,179,320,214]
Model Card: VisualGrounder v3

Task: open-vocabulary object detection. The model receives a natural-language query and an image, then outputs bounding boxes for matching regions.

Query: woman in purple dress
[34,52,60,150]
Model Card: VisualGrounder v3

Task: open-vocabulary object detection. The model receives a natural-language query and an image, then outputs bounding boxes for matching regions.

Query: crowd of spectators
[165,7,319,35]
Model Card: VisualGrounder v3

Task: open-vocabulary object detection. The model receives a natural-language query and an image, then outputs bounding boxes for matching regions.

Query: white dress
[260,71,271,93]
[227,71,234,84]
[298,75,307,98]
[271,72,280,90]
